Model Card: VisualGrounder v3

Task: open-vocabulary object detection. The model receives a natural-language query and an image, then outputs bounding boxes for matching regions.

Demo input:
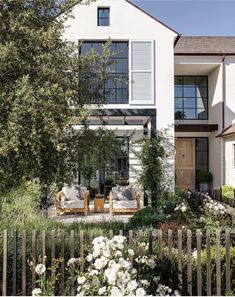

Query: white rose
[89,269,99,276]
[35,264,46,275]
[98,286,106,295]
[128,249,135,256]
[192,250,197,259]
[105,268,117,284]
[86,254,93,262]
[111,286,123,296]
[136,287,146,296]
[140,279,150,287]
[94,258,104,270]
[115,251,122,257]
[127,280,138,291]
[77,276,86,284]
[147,259,156,269]
[181,206,186,212]
[32,288,42,296]
[67,258,79,266]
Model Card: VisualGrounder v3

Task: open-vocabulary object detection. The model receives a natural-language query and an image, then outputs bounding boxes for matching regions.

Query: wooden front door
[175,138,195,190]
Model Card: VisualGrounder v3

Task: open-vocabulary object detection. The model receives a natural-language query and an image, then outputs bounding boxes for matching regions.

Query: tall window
[195,137,208,172]
[80,41,129,104]
[98,8,110,26]
[175,76,208,120]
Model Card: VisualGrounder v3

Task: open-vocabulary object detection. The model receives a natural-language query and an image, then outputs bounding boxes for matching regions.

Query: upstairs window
[80,41,129,104]
[175,76,208,120]
[98,8,110,26]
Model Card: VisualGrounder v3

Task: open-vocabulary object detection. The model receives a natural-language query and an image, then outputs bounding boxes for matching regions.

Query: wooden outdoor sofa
[55,188,90,216]
[109,187,141,216]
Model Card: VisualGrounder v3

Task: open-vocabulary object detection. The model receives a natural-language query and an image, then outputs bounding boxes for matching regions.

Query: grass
[0,182,126,235]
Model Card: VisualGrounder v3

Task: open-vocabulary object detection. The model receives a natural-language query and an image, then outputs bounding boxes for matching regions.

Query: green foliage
[137,131,174,207]
[159,246,235,296]
[127,207,166,229]
[0,1,112,192]
[222,185,234,202]
[196,170,213,183]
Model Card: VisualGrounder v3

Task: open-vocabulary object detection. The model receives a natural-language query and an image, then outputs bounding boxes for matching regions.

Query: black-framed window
[175,76,208,120]
[195,137,209,173]
[80,41,129,104]
[98,8,110,26]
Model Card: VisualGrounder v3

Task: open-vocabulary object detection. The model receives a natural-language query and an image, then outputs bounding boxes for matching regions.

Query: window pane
[196,76,207,86]
[197,109,208,119]
[99,18,109,26]
[175,109,185,120]
[116,59,128,73]
[184,76,195,86]
[197,97,207,109]
[184,97,196,109]
[99,8,109,18]
[184,86,196,97]
[80,43,92,54]
[98,8,110,26]
[197,86,207,98]
[175,76,183,85]
[93,42,103,54]
[175,86,183,97]
[175,98,183,108]
[184,109,196,119]
[196,151,208,164]
[116,43,128,58]
[196,138,208,151]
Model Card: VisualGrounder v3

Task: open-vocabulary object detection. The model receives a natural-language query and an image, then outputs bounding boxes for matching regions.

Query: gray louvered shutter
[130,41,154,104]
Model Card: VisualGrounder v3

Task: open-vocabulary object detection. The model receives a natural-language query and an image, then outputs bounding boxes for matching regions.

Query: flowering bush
[202,194,228,216]
[32,235,180,296]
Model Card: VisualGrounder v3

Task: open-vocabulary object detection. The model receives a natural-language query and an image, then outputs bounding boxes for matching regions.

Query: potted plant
[196,170,213,193]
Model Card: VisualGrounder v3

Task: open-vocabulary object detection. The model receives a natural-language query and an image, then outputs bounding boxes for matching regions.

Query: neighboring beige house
[63,0,235,191]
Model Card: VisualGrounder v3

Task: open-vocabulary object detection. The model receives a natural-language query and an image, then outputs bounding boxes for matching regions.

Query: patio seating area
[49,184,143,223]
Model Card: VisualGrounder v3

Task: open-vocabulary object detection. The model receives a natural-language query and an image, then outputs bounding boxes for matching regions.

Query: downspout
[221,56,226,185]
[222,55,225,131]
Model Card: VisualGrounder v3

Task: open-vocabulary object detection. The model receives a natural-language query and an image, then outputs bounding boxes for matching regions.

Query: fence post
[109,229,113,240]
[196,230,202,296]
[80,230,84,272]
[168,229,172,264]
[32,230,37,290]
[216,230,221,296]
[158,229,163,261]
[187,230,192,296]
[178,230,182,291]
[60,230,65,295]
[148,229,153,255]
[225,230,231,294]
[22,230,27,296]
[70,230,75,258]
[51,230,55,265]
[13,230,17,296]
[42,230,46,264]
[2,230,8,296]
[206,230,211,296]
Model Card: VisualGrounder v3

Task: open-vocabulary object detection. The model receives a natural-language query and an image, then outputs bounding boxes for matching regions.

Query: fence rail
[1,229,234,296]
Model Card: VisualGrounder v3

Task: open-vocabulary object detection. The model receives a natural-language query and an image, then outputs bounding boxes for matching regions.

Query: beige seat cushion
[61,200,84,209]
[113,200,137,209]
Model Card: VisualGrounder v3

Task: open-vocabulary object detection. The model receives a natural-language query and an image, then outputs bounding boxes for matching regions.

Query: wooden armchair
[55,190,90,216]
[109,190,141,216]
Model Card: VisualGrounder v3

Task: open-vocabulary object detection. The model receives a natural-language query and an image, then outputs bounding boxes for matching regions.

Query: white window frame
[129,40,155,105]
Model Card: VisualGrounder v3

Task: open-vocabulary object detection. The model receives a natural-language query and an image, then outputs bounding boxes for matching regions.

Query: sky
[131,0,235,36]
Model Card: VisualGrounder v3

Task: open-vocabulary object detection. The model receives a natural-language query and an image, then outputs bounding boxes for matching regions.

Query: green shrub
[196,170,213,183]
[127,207,166,229]
[163,189,189,215]
[159,246,235,296]
[222,185,234,203]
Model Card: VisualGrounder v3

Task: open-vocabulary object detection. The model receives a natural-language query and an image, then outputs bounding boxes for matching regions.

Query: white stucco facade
[62,0,235,190]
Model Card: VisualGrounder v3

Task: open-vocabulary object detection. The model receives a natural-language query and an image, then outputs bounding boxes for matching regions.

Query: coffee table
[94,195,105,213]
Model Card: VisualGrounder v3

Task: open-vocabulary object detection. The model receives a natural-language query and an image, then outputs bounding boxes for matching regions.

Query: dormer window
[98,8,110,26]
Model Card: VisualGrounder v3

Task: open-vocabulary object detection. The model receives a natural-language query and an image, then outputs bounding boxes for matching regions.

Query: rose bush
[32,235,180,296]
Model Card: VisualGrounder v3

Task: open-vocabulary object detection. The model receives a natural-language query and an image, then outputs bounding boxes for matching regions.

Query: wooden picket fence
[0,229,234,296]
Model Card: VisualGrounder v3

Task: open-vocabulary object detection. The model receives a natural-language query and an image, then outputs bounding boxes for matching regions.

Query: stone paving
[48,199,141,223]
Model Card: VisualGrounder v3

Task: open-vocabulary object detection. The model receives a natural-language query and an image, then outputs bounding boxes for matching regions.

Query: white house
[62,0,235,191]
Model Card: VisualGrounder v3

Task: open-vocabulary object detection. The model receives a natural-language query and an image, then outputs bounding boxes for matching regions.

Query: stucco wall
[224,136,235,187]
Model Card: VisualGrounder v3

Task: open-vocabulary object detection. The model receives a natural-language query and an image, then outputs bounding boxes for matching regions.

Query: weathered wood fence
[1,229,234,296]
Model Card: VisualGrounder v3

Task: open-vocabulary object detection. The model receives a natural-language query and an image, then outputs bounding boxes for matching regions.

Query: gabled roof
[217,123,235,137]
[126,0,179,35]
[175,36,235,55]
